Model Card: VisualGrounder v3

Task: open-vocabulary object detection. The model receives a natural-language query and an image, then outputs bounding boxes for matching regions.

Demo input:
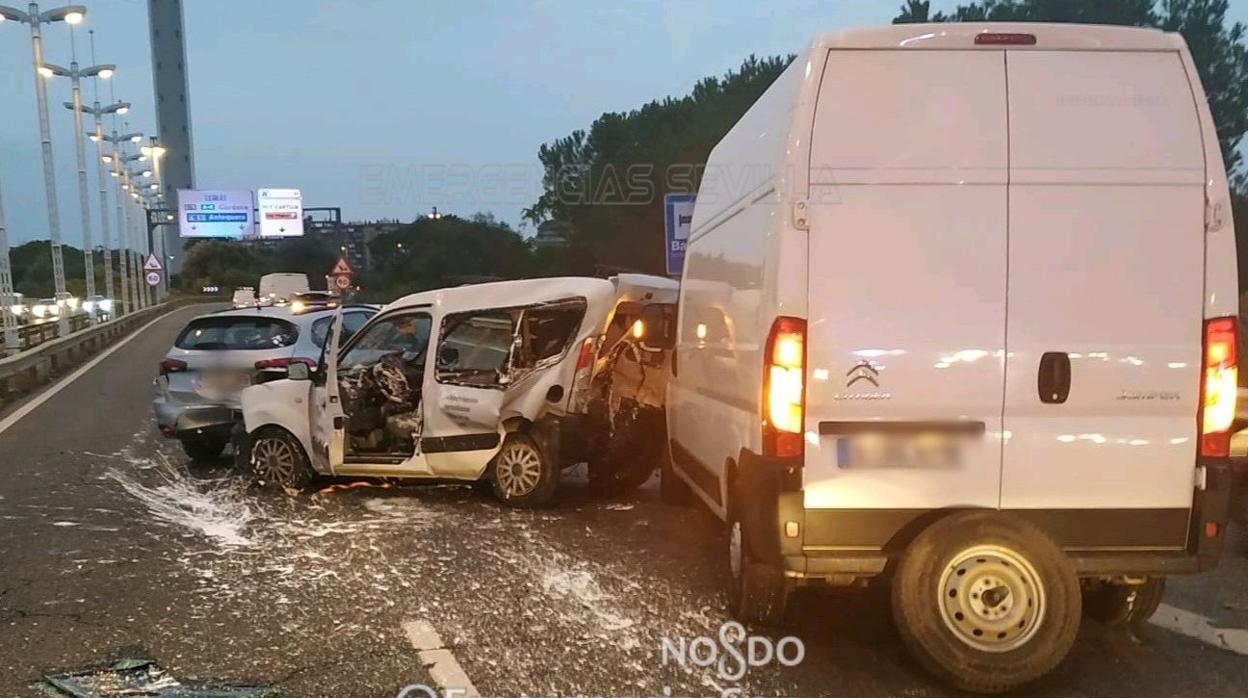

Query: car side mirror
[438,345,460,369]
[287,362,311,381]
[638,303,676,352]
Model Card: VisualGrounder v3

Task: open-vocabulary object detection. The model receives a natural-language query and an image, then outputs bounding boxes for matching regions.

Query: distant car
[258,273,310,305]
[289,291,340,314]
[30,297,61,321]
[152,304,378,461]
[231,287,256,309]
[82,295,114,320]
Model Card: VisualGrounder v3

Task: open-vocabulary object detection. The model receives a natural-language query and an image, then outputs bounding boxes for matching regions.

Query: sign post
[328,256,353,295]
[143,252,164,292]
[257,188,305,238]
[664,193,695,277]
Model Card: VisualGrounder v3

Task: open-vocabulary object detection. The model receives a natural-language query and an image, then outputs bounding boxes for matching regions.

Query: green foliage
[10,241,126,298]
[179,235,338,294]
[359,214,537,301]
[894,0,1248,177]
[527,55,793,275]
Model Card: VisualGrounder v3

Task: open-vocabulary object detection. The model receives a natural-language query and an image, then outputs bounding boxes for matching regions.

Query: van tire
[489,433,559,508]
[727,494,789,626]
[892,510,1081,694]
[659,447,692,505]
[1083,577,1166,629]
[247,426,314,492]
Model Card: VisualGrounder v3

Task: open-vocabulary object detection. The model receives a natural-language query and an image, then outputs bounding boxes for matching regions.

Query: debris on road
[36,657,274,697]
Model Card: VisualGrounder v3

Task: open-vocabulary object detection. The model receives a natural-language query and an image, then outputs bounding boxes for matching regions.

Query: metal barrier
[12,313,92,352]
[0,299,212,409]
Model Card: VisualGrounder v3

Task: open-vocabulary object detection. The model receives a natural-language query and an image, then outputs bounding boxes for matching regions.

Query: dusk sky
[2,0,1246,247]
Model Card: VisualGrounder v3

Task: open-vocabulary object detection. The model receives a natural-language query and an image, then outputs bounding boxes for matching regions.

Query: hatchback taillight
[1199,316,1238,458]
[159,358,187,376]
[763,317,806,458]
[254,357,317,371]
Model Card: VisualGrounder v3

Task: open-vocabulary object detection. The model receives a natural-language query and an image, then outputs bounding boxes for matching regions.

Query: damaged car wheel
[247,426,314,492]
[490,432,558,508]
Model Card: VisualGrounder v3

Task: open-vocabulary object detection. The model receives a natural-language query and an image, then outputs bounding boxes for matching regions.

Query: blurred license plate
[197,371,250,396]
[836,432,970,469]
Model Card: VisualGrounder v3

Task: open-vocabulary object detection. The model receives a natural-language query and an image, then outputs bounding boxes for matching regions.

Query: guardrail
[0,299,213,410]
[12,314,93,352]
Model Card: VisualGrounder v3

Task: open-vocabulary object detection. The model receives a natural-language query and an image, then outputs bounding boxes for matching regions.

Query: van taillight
[974,32,1036,45]
[1200,316,1238,458]
[575,338,595,372]
[763,317,806,458]
[159,358,187,376]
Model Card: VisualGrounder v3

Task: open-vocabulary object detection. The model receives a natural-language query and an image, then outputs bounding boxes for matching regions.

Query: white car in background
[152,303,377,462]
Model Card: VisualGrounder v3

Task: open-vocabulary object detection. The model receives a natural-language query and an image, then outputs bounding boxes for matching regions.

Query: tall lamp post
[0,170,20,352]
[102,128,141,314]
[82,92,128,307]
[0,3,87,334]
[43,33,112,318]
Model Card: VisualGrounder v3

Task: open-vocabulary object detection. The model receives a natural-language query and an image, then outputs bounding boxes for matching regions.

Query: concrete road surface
[1,303,1247,697]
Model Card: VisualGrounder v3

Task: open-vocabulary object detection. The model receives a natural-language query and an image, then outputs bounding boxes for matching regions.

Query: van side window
[515,299,586,369]
[436,311,516,388]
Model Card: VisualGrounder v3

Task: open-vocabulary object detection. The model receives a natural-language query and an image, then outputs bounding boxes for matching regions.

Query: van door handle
[1037,352,1071,404]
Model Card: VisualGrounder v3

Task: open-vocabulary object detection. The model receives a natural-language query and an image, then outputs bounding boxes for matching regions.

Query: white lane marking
[402,619,479,698]
[1151,603,1248,655]
[0,307,187,436]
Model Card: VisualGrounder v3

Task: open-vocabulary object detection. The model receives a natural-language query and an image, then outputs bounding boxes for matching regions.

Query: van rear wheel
[490,433,558,508]
[892,511,1081,694]
[1083,577,1166,629]
[726,493,789,626]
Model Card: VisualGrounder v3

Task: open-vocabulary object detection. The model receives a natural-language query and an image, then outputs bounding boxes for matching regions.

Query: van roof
[811,22,1180,51]
[389,277,617,316]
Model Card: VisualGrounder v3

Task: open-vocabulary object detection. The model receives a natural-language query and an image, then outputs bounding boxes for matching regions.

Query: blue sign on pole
[664,193,695,277]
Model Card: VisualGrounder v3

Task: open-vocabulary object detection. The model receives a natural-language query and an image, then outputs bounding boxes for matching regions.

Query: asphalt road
[2,303,1248,697]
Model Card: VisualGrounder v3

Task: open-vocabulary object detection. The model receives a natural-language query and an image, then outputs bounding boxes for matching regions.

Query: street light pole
[0,3,88,334]
[46,24,114,319]
[102,126,140,314]
[141,137,167,301]
[0,170,20,352]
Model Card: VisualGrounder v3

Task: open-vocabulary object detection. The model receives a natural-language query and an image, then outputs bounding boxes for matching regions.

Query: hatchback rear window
[175,317,298,351]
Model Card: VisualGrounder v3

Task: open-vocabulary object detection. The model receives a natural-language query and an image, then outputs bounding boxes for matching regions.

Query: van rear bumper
[737,448,1236,584]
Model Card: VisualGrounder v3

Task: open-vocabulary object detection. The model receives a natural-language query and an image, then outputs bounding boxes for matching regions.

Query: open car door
[308,310,346,475]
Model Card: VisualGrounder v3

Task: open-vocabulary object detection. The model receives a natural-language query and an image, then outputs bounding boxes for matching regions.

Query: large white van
[664,23,1238,693]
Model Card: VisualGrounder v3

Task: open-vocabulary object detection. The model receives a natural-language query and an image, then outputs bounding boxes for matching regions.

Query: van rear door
[1000,51,1206,548]
[804,50,1008,515]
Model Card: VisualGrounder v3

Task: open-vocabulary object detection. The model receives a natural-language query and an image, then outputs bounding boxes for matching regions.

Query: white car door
[421,308,516,479]
[308,311,346,474]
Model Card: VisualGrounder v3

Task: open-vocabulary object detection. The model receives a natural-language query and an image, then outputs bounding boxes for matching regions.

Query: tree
[527,55,793,275]
[360,214,536,301]
[895,0,1248,177]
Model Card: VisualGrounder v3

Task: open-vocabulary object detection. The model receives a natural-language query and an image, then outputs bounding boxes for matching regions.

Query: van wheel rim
[937,545,1045,653]
[496,442,542,498]
[253,438,296,484]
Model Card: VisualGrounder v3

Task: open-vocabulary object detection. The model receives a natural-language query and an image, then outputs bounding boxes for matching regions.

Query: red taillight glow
[763,316,806,458]
[974,32,1036,45]
[254,357,317,371]
[1200,316,1238,458]
[575,338,595,372]
[159,358,187,376]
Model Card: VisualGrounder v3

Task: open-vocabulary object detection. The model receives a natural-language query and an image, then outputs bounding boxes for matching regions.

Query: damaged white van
[665,23,1239,693]
[238,276,675,507]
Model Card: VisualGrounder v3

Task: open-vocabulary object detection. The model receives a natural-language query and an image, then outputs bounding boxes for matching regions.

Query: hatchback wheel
[248,427,313,492]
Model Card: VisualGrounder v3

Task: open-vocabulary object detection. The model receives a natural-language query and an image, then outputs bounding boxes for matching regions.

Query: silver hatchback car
[152,304,376,461]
